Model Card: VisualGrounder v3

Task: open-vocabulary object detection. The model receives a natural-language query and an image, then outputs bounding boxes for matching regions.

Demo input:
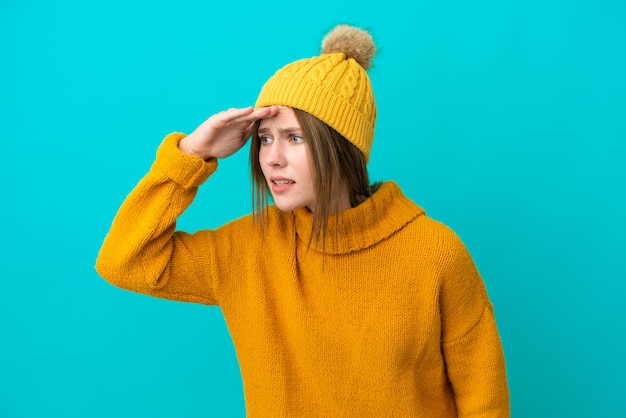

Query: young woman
[97,25,510,417]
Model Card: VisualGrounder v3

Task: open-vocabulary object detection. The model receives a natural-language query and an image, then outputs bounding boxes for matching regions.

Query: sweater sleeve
[95,133,221,305]
[439,234,510,417]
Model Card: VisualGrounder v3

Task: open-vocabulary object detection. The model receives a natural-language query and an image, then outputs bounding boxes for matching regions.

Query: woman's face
[258,106,316,213]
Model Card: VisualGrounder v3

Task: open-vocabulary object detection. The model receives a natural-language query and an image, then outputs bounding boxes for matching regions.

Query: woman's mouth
[270,177,295,193]
[273,180,295,186]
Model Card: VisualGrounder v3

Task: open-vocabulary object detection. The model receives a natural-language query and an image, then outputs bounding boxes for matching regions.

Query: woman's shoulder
[396,201,468,257]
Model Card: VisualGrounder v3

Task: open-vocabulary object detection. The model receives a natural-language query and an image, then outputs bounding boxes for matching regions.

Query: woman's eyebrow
[258,126,302,134]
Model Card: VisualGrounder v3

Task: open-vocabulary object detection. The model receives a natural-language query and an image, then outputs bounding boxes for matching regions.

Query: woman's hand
[178,106,279,160]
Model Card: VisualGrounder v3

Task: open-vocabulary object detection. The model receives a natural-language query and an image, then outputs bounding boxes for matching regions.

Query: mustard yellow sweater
[96,133,510,417]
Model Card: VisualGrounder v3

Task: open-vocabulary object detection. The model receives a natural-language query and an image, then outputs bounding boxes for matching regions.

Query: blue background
[1,0,624,416]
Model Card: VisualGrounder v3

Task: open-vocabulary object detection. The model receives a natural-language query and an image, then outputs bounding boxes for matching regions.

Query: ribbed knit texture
[96,134,510,417]
[255,52,376,162]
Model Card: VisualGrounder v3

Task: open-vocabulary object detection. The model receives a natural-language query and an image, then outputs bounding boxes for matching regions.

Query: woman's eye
[291,136,304,143]
[260,136,272,144]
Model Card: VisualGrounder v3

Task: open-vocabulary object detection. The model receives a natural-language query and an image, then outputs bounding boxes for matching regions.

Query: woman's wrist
[178,135,212,160]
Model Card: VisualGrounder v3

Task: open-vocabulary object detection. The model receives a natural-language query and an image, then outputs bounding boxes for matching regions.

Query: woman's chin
[272,199,310,213]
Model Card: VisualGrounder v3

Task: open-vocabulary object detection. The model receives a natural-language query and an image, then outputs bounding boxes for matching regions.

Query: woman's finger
[233,106,279,125]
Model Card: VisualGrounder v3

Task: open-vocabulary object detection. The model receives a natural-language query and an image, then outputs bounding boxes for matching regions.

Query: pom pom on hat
[256,24,378,162]
[321,24,376,71]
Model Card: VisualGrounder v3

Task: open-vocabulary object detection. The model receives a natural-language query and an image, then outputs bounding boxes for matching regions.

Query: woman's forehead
[258,106,299,130]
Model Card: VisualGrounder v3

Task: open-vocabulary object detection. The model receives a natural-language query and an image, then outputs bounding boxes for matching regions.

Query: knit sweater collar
[292,181,424,255]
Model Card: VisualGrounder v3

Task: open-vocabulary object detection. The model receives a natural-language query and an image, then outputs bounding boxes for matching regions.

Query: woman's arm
[96,133,219,304]
[439,235,510,417]
[95,107,278,304]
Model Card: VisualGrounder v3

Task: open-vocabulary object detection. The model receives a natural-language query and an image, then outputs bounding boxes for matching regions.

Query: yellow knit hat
[255,25,377,162]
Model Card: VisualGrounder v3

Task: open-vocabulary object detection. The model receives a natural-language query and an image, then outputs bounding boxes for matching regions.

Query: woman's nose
[265,142,286,167]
